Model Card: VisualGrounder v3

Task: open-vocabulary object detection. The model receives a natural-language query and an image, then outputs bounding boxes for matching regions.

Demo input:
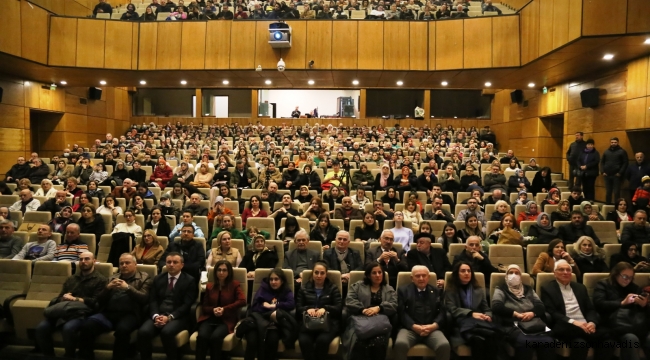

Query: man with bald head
[37,190,72,217]
[110,178,137,203]
[35,251,107,357]
[323,230,363,286]
[79,253,153,360]
[53,224,89,264]
[9,189,41,214]
[333,196,364,231]
[0,219,23,258]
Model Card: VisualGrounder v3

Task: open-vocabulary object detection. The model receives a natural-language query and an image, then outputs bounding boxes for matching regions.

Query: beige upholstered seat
[526,244,548,273]
[0,259,32,332]
[603,244,621,267]
[246,218,276,240]
[587,221,618,244]
[488,244,525,270]
[23,211,52,224]
[582,273,608,300]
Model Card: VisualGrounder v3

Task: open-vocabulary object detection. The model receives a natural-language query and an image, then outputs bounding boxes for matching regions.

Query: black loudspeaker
[88,87,102,100]
[580,88,600,108]
[0,87,3,103]
[510,89,523,104]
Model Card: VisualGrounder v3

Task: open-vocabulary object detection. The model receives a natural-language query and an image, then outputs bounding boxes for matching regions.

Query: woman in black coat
[127,161,147,184]
[296,261,342,360]
[531,167,553,196]
[78,203,106,245]
[577,139,600,201]
[380,187,400,212]
[240,236,279,276]
[309,214,339,249]
[297,165,322,192]
[144,207,171,238]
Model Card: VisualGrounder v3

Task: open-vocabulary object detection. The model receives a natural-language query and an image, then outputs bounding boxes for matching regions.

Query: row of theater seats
[0,257,640,359]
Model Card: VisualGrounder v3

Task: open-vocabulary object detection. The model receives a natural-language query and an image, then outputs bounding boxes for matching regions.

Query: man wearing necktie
[138,252,198,360]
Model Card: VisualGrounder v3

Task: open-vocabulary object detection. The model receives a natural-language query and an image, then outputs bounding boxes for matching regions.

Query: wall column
[423,90,431,119]
[359,89,366,119]
[195,88,202,117]
[251,89,258,120]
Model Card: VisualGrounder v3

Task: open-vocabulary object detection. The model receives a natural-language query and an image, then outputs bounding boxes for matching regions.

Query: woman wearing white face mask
[491,264,556,360]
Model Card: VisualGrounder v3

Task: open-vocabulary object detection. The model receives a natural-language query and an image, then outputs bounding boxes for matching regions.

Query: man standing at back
[600,137,628,205]
[566,132,586,189]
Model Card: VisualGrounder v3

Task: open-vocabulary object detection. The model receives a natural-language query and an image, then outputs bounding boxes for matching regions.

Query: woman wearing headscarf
[488,214,523,245]
[539,188,560,210]
[531,167,553,196]
[580,201,604,222]
[491,264,555,360]
[531,239,578,276]
[49,206,75,236]
[523,158,540,172]
[373,164,394,193]
[516,201,539,227]
[508,168,530,194]
[569,236,608,282]
[609,242,650,272]
[527,213,559,244]
[550,199,571,225]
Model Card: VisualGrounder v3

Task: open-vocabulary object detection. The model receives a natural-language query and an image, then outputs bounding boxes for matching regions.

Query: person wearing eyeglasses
[541,260,616,360]
[456,198,487,233]
[9,189,41,215]
[158,223,205,281]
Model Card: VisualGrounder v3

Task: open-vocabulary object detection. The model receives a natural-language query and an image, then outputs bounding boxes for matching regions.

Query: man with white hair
[540,260,615,360]
[366,229,407,288]
[322,230,363,287]
[110,178,137,203]
[283,230,319,283]
[394,265,450,360]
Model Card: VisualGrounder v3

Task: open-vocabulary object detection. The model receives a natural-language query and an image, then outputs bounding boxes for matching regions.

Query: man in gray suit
[283,230,320,284]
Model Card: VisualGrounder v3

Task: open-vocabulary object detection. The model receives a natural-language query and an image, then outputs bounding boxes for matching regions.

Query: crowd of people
[2,121,650,360]
[92,0,503,21]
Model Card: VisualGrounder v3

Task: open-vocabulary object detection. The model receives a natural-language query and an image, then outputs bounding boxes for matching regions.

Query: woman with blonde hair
[570,236,608,282]
[35,179,57,198]
[207,231,242,268]
[131,229,164,265]
[190,163,214,188]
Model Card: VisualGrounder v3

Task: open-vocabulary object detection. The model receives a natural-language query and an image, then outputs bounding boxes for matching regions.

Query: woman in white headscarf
[491,264,556,360]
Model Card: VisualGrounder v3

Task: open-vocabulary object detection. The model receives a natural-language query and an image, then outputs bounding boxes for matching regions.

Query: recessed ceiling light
[60,81,67,85]
[139,80,146,85]
[441,81,448,86]
[569,82,578,87]
[645,39,650,45]
[603,54,614,60]
[528,82,535,88]
[308,80,315,85]
[396,81,403,86]
[484,82,491,87]
[222,80,229,85]
[180,80,187,85]
[265,80,272,85]
[99,80,107,85]
[25,81,30,86]
[352,80,359,85]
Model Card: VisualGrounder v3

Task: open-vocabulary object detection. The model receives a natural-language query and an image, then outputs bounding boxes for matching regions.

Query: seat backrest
[488,244,525,270]
[553,221,570,229]
[395,271,437,291]
[486,221,501,235]
[519,221,536,236]
[583,273,609,300]
[224,201,240,215]
[246,218,276,240]
[78,234,96,256]
[281,217,311,233]
[194,216,209,236]
[265,240,284,268]
[348,241,365,263]
[251,268,294,302]
[23,211,52,224]
[643,243,650,259]
[100,213,113,234]
[27,261,72,301]
[137,264,158,277]
[526,244,548,273]
[95,262,115,278]
[484,204,496,221]
[489,272,533,304]
[349,220,364,240]
[302,270,342,294]
[600,205,614,218]
[587,221,618,244]
[0,195,19,206]
[455,204,468,218]
[0,259,32,303]
[97,234,113,263]
[448,243,465,263]
[535,272,577,297]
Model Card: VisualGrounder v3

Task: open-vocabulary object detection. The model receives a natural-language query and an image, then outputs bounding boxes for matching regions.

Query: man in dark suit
[322,230,363,288]
[159,224,206,281]
[366,229,408,288]
[393,266,450,360]
[283,230,320,283]
[37,190,72,218]
[372,200,394,231]
[406,234,451,289]
[138,252,198,360]
[540,260,615,360]
[558,211,601,246]
[430,184,456,213]
[423,196,455,222]
[620,210,650,246]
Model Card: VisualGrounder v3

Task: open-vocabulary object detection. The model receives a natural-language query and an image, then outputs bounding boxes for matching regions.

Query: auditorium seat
[246,218,276,240]
[488,244,525,271]
[0,259,31,332]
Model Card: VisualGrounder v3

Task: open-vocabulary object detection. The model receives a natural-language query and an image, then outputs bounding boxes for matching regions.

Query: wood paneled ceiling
[1,34,649,90]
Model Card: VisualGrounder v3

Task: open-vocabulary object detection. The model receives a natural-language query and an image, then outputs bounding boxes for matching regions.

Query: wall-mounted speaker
[88,87,102,100]
[580,88,600,108]
[510,89,523,104]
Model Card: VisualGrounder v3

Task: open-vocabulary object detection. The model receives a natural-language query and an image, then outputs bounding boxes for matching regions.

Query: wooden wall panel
[76,19,105,68]
[104,21,132,69]
[205,21,231,69]
[464,18,492,69]
[538,0,553,56]
[49,17,77,67]
[140,23,162,71]
[131,23,139,70]
[229,21,256,69]
[435,20,463,70]
[552,0,569,50]
[0,0,22,57]
[383,22,409,70]
[358,22,383,70]
[0,129,26,152]
[0,104,26,129]
[156,22,182,70]
[331,21,358,69]
[568,0,582,41]
[305,21,332,70]
[582,0,626,35]
[409,22,428,71]
[627,0,650,34]
[181,22,207,69]
[427,23,436,71]
[20,1,49,64]
[520,0,539,64]
[492,16,519,67]
[281,21,307,69]
[627,57,648,99]
[255,21,279,70]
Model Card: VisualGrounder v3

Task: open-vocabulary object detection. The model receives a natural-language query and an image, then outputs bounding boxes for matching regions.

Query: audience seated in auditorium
[620,210,650,246]
[9,189,41,215]
[558,211,601,246]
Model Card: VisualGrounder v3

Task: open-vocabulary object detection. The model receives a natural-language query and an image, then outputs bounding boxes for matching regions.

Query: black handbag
[303,312,329,331]
[350,314,392,340]
[43,301,91,321]
[609,307,647,335]
[517,317,547,334]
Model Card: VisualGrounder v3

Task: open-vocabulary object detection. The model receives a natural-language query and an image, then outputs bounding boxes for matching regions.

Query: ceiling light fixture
[139,80,146,85]
[265,80,272,85]
[569,82,578,87]
[222,80,229,85]
[603,54,614,60]
[60,81,67,85]
[484,82,492,87]
[180,80,187,85]
[645,39,650,45]
[396,81,403,86]
[441,81,448,86]
[352,80,359,85]
[99,80,107,85]
[308,80,315,85]
[528,82,535,88]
